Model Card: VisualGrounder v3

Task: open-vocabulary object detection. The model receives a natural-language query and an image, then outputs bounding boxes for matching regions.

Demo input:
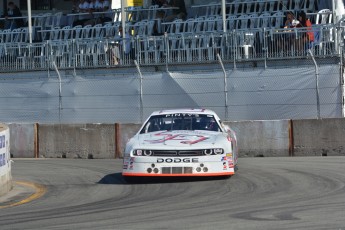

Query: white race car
[122,109,238,179]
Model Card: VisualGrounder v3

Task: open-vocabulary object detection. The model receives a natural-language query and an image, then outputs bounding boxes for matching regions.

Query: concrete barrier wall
[8,123,35,158]
[120,124,141,158]
[225,120,291,157]
[4,118,345,159]
[0,124,12,196]
[293,118,345,156]
[39,124,115,159]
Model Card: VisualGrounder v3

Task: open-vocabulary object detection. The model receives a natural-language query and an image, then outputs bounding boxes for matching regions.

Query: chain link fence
[0,53,342,123]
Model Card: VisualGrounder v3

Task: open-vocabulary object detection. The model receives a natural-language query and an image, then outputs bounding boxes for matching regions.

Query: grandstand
[0,0,344,123]
[0,0,340,71]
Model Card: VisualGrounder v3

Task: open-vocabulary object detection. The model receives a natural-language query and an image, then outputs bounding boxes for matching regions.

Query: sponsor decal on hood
[139,130,221,146]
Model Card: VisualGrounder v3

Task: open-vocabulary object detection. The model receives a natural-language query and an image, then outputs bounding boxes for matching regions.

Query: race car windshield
[140,114,221,133]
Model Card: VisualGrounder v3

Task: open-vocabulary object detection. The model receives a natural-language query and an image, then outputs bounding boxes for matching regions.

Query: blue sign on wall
[0,153,5,167]
[0,135,4,149]
[0,135,6,167]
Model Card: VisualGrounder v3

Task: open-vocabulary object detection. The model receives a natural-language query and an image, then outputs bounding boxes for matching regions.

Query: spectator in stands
[92,0,112,23]
[73,0,92,26]
[83,0,100,26]
[78,0,90,13]
[275,11,296,53]
[164,0,187,22]
[94,0,102,11]
[110,26,132,65]
[4,2,24,30]
[89,0,97,11]
[284,11,298,28]
[98,0,110,11]
[295,11,314,51]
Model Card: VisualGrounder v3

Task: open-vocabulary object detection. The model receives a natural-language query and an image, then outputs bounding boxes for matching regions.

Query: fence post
[340,42,345,117]
[134,60,144,123]
[233,30,237,70]
[308,49,321,119]
[217,53,228,120]
[263,27,267,69]
[53,61,63,122]
[165,32,169,71]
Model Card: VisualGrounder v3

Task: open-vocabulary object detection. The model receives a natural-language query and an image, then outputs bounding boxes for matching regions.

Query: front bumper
[122,156,235,177]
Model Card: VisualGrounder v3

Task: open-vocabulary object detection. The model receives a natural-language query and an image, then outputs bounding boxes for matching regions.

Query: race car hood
[133,130,223,149]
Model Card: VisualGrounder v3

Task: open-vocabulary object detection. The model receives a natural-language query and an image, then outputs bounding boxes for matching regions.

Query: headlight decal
[203,149,213,155]
[203,148,224,155]
[143,150,153,156]
[214,148,224,154]
[135,150,142,156]
[133,148,225,156]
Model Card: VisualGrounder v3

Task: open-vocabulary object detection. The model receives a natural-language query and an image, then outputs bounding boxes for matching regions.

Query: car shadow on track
[98,173,231,185]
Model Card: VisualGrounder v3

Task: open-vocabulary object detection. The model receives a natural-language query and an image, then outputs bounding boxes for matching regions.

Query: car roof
[150,108,218,116]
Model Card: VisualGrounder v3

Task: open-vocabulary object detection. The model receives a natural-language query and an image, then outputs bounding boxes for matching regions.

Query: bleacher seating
[0,0,341,71]
[313,9,334,56]
[315,9,332,24]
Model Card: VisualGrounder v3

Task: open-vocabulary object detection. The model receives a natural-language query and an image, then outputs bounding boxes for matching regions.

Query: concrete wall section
[8,124,35,158]
[226,120,291,157]
[119,124,141,157]
[39,124,115,159]
[293,118,345,156]
[4,118,345,160]
[0,124,12,197]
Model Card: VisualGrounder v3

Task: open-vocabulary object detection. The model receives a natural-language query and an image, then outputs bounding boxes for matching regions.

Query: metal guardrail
[0,24,341,72]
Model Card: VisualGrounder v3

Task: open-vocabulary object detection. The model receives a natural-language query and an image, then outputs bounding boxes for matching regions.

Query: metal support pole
[340,44,345,117]
[233,30,237,70]
[222,0,227,33]
[27,0,32,43]
[165,32,169,72]
[308,49,321,119]
[332,0,336,24]
[134,60,144,123]
[121,0,126,53]
[264,27,267,69]
[217,53,228,120]
[53,61,63,122]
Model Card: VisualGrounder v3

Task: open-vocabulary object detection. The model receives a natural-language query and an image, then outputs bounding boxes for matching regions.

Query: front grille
[178,150,203,156]
[152,150,203,156]
[153,150,177,156]
[162,167,193,174]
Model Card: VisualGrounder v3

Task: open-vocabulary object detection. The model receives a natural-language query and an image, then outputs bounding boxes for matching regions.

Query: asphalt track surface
[0,157,345,230]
